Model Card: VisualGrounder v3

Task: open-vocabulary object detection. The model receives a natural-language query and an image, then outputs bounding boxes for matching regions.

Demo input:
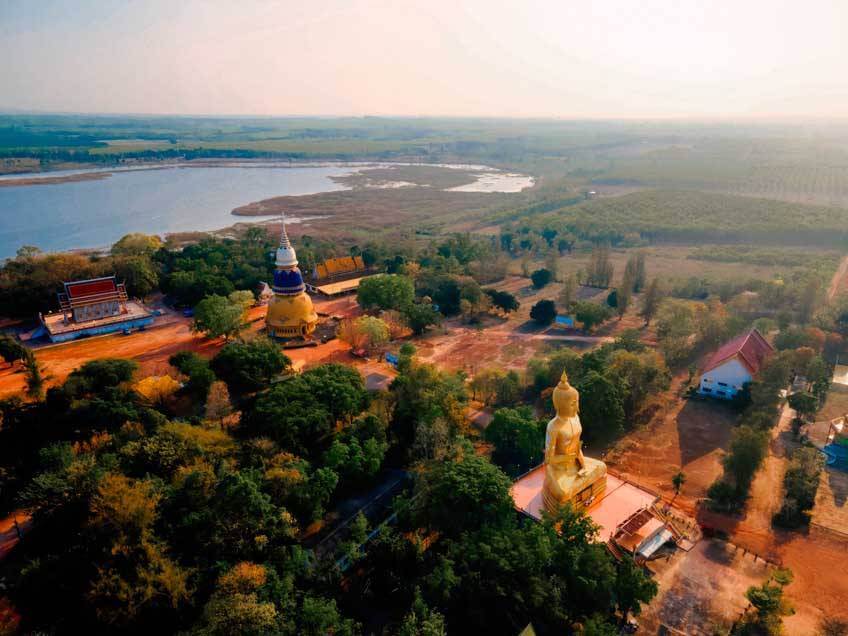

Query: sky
[2,0,847,119]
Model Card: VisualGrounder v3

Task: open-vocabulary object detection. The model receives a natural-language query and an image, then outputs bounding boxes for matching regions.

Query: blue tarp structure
[823,443,848,471]
[555,315,575,327]
[385,353,399,367]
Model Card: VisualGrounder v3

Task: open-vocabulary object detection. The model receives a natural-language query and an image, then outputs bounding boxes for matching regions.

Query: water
[0,165,355,258]
[0,162,533,258]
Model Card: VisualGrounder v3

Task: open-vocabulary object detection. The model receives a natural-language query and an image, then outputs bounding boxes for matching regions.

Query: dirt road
[827,253,848,301]
[695,403,848,631]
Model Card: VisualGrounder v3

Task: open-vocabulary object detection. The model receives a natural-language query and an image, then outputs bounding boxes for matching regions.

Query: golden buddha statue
[542,372,607,512]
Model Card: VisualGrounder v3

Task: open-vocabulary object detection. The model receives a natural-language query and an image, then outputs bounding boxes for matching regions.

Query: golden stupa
[542,372,607,512]
[266,218,318,340]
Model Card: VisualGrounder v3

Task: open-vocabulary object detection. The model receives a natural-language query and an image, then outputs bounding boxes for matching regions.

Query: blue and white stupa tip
[275,216,299,269]
[272,216,306,295]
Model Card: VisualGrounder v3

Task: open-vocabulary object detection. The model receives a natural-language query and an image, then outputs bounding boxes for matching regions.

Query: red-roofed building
[39,275,154,343]
[698,329,774,400]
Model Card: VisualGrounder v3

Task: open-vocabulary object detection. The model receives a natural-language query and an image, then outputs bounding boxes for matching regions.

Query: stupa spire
[274,214,298,269]
[279,214,292,249]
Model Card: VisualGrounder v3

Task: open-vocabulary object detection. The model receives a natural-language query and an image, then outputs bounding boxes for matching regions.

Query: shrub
[530,300,557,326]
[530,268,552,289]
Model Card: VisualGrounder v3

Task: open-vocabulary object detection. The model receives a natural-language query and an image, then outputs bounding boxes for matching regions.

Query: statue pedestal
[542,458,608,511]
[510,467,659,544]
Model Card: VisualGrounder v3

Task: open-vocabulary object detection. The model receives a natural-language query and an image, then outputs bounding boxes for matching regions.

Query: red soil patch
[605,375,734,510]
[0,305,352,398]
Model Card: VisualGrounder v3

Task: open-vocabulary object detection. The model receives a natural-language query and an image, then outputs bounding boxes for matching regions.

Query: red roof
[703,329,774,375]
[65,277,117,298]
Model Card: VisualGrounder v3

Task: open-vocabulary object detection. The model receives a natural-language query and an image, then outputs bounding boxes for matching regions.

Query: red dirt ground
[0,299,359,399]
[609,382,848,630]
[605,374,735,513]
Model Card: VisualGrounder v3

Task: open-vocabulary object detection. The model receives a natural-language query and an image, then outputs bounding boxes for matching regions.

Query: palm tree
[671,471,686,505]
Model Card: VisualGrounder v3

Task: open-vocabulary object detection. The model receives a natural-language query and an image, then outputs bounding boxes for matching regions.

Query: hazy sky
[2,0,847,118]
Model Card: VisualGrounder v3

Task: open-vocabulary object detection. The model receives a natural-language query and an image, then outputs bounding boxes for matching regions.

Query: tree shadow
[702,537,736,566]
[826,467,848,508]
[676,399,735,467]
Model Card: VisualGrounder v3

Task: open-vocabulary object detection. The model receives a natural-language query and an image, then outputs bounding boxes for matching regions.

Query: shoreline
[0,158,532,188]
[0,171,113,187]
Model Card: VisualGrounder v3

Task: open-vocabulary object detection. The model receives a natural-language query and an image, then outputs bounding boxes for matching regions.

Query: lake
[0,163,533,259]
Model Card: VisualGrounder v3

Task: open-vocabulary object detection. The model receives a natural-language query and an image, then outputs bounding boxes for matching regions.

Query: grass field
[523,189,848,247]
[508,244,838,289]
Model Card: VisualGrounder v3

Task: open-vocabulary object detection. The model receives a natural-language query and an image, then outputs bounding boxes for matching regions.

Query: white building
[699,329,774,400]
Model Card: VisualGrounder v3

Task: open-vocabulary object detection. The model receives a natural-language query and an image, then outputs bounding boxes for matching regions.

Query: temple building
[38,275,154,343]
[698,328,774,400]
[306,254,374,296]
[266,219,318,340]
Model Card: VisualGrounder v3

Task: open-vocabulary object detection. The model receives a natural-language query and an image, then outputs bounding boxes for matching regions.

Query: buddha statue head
[552,371,579,418]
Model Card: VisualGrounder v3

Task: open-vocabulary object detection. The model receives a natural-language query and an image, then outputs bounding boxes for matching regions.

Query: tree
[485,289,519,314]
[205,381,233,427]
[390,361,467,458]
[356,315,390,352]
[402,302,442,335]
[228,289,255,313]
[530,268,552,289]
[613,558,658,627]
[112,256,159,298]
[357,274,414,311]
[192,563,279,635]
[133,375,180,408]
[336,317,368,350]
[530,299,557,326]
[586,244,614,287]
[485,407,544,476]
[623,252,646,293]
[64,358,138,396]
[23,350,45,399]
[798,276,821,324]
[671,471,686,503]
[469,368,500,405]
[572,300,612,332]
[724,425,768,492]
[193,294,245,340]
[576,371,625,444]
[398,589,447,636]
[409,453,515,537]
[380,309,407,339]
[787,391,818,421]
[87,473,190,626]
[737,573,794,636]
[634,252,647,292]
[544,251,559,282]
[302,363,369,424]
[298,596,358,636]
[559,274,577,311]
[0,335,26,366]
[111,233,163,256]
[211,337,290,394]
[639,278,662,325]
[615,286,631,320]
[773,447,824,528]
[694,300,731,349]
[607,350,671,425]
[169,351,216,401]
